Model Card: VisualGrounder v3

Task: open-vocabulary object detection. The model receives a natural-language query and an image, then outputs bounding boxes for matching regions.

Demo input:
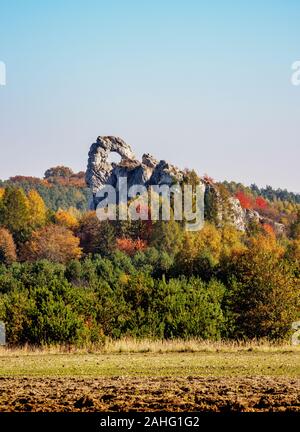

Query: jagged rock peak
[85,136,137,193]
[86,136,185,208]
[142,153,158,168]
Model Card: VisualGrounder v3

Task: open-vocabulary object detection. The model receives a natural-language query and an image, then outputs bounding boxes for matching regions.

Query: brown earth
[0,376,299,412]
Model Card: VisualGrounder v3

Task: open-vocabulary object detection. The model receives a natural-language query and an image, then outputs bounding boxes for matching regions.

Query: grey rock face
[148,160,184,186]
[86,136,284,235]
[245,209,285,235]
[245,208,260,223]
[86,136,184,209]
[86,136,137,194]
[228,197,246,231]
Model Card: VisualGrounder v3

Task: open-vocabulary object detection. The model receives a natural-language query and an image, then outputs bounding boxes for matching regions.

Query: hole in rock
[107,151,122,165]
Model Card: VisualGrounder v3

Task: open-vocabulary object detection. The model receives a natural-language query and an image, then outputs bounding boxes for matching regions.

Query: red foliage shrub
[255,196,268,210]
[235,191,253,209]
[116,238,147,256]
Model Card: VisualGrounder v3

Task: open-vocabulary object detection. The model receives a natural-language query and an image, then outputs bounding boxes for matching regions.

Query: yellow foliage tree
[220,225,246,259]
[55,209,78,230]
[27,190,47,228]
[177,223,222,275]
[286,239,300,265]
[247,232,285,259]
[193,222,222,262]
[176,232,199,274]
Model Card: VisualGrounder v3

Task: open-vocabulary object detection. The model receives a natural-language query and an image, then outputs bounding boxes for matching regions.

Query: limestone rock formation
[228,197,247,231]
[86,136,184,210]
[245,208,285,235]
[86,136,284,234]
[86,136,136,194]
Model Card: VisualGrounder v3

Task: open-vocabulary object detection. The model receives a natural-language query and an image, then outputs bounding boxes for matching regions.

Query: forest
[0,166,299,346]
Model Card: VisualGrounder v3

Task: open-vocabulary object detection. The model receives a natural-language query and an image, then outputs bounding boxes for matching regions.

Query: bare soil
[0,376,299,412]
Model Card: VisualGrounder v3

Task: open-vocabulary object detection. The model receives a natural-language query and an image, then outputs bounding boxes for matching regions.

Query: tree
[55,209,78,230]
[235,191,253,209]
[27,190,47,229]
[0,228,17,264]
[44,166,74,179]
[150,220,183,257]
[152,277,225,339]
[182,169,201,188]
[290,211,300,239]
[75,212,116,255]
[285,239,300,274]
[96,220,117,256]
[174,223,222,277]
[255,196,268,210]
[76,211,101,254]
[194,222,222,260]
[0,187,31,243]
[20,225,82,263]
[220,225,246,260]
[116,238,147,256]
[224,235,299,340]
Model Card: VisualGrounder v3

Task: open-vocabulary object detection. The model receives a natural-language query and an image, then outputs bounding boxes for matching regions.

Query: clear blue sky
[1,0,300,191]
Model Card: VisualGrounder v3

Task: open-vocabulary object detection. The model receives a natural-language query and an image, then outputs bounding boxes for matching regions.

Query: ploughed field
[0,349,299,412]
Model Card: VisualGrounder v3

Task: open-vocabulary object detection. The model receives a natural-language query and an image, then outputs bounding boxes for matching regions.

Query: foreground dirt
[0,376,299,412]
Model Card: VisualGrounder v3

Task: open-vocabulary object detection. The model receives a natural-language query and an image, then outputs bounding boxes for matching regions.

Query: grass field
[0,340,299,412]
[0,351,299,377]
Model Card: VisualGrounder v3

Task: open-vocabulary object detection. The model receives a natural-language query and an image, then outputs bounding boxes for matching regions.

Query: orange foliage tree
[226,232,298,339]
[0,228,17,264]
[262,223,275,237]
[55,209,78,230]
[20,225,82,263]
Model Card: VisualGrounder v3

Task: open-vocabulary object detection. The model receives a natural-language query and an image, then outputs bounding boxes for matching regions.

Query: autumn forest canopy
[0,166,299,346]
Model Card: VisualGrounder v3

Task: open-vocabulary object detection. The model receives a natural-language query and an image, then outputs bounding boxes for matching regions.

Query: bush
[151,277,225,339]
[223,236,300,340]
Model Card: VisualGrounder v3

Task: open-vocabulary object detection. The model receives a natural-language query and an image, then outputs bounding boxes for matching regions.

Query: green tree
[150,220,183,257]
[0,187,31,243]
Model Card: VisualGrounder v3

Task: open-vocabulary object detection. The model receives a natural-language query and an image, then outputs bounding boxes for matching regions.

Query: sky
[0,0,300,192]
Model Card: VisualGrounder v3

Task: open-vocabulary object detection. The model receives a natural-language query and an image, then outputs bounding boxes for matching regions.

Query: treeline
[0,240,298,345]
[1,165,299,215]
[222,180,300,205]
[0,166,91,211]
[0,182,299,345]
